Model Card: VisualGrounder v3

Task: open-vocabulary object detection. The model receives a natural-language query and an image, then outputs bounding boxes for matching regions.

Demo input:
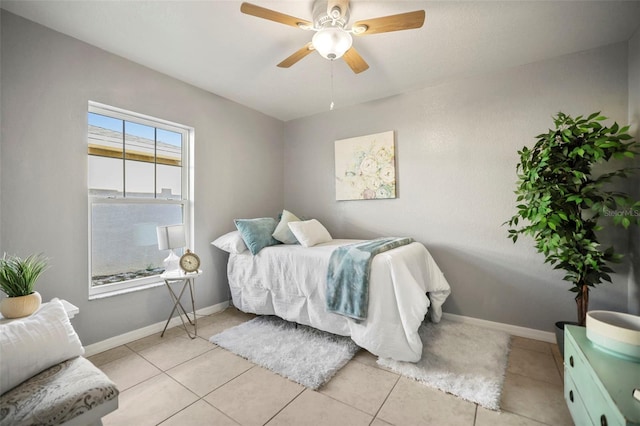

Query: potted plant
[505,112,640,348]
[0,253,49,318]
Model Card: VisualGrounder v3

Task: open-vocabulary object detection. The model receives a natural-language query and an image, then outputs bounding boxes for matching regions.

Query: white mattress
[227,239,451,362]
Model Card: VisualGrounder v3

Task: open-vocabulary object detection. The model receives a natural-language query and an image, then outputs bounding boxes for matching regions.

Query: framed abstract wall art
[334,130,396,201]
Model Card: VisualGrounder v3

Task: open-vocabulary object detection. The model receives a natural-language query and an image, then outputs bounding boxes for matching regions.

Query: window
[88,102,193,297]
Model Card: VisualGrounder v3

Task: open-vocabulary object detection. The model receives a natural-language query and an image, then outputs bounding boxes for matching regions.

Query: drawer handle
[600,415,607,426]
[569,390,574,402]
[569,355,574,367]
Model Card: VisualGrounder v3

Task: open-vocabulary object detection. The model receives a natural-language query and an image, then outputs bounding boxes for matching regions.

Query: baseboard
[84,303,555,357]
[442,312,556,343]
[83,300,229,357]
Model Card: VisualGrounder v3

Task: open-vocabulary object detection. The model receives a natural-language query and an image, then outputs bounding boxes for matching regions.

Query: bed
[219,234,451,362]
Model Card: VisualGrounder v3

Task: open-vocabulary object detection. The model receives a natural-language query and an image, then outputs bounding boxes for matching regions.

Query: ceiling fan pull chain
[330,61,335,111]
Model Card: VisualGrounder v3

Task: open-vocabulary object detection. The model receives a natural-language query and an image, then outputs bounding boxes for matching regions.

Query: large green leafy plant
[0,253,49,297]
[506,112,640,326]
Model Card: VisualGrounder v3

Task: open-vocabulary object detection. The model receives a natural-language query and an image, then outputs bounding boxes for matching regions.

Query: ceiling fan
[240,0,425,74]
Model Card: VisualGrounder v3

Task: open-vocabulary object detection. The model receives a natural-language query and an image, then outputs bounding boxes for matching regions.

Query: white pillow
[0,298,84,395]
[272,209,301,244]
[288,219,333,247]
[211,231,248,254]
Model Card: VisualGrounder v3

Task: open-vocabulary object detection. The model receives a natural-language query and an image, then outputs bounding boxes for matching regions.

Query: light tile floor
[90,307,574,426]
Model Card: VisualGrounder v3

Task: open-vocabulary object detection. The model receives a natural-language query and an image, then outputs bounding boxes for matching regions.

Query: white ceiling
[3,1,640,121]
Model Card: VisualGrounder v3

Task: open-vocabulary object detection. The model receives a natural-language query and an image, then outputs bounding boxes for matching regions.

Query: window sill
[88,280,165,300]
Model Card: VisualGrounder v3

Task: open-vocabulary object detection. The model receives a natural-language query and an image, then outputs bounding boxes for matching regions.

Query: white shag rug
[209,316,360,390]
[378,319,511,411]
[211,316,510,410]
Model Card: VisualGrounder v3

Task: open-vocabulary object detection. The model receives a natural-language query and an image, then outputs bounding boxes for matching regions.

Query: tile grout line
[154,396,200,425]
[158,362,258,426]
[506,370,565,388]
[318,390,378,419]
[471,404,478,426]
[88,346,136,368]
[261,387,307,425]
[140,340,218,373]
[369,374,401,424]
[201,363,258,401]
[499,406,560,426]
[157,372,209,425]
[197,399,243,426]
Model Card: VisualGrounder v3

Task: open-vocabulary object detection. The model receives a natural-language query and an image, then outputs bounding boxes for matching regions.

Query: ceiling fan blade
[277,43,315,68]
[342,47,369,74]
[240,2,312,29]
[327,0,349,20]
[352,10,425,35]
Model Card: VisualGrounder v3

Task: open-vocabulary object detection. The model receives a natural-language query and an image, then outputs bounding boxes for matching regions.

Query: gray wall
[628,28,640,315]
[283,43,632,332]
[0,11,284,345]
[2,9,638,344]
[0,15,2,255]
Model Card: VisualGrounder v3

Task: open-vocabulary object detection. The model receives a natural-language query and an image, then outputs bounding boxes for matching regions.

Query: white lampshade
[156,224,186,251]
[312,27,352,60]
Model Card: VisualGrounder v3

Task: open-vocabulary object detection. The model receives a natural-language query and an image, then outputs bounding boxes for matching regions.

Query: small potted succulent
[0,253,49,318]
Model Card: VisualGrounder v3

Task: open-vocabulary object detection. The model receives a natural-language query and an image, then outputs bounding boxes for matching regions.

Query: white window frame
[88,101,194,298]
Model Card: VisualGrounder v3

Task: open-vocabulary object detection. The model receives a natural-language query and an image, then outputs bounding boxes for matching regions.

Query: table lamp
[156,224,186,273]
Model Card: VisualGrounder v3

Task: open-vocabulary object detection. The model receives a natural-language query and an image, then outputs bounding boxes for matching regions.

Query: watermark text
[603,207,640,217]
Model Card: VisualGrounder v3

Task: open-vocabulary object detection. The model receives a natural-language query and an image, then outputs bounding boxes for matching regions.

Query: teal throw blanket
[326,237,414,321]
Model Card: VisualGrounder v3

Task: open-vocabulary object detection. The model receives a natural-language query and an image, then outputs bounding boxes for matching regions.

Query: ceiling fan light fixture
[312,27,353,60]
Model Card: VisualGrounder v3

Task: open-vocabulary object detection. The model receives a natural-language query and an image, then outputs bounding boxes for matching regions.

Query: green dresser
[564,325,640,426]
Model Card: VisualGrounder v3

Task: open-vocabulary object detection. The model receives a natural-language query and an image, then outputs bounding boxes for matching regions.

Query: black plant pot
[555,320,580,359]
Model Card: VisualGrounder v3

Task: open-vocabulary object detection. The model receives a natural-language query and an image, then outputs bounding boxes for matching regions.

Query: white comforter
[227,239,451,362]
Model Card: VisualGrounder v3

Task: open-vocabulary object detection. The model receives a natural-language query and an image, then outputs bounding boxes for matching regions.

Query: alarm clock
[179,249,200,273]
